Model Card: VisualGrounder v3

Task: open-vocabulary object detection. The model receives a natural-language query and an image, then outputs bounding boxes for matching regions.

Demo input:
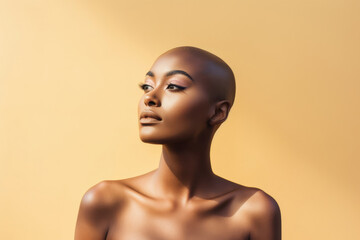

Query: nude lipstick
[139,110,162,124]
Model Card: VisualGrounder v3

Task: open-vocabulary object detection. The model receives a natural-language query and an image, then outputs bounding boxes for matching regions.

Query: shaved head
[157,46,236,108]
[139,46,236,142]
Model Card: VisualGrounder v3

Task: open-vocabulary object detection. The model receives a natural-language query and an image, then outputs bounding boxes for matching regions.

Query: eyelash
[138,83,186,92]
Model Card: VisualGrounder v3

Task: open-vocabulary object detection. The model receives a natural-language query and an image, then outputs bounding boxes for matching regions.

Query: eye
[166,84,186,91]
[138,83,153,92]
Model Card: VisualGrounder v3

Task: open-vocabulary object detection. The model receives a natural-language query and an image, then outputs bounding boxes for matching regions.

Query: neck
[151,139,216,203]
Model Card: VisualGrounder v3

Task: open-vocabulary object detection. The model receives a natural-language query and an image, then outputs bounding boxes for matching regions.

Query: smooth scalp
[160,46,236,108]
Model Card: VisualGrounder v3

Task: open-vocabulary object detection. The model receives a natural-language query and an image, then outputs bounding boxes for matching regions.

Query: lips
[139,110,162,124]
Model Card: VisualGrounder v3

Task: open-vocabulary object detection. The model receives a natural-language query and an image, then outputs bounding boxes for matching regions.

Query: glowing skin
[75,47,281,240]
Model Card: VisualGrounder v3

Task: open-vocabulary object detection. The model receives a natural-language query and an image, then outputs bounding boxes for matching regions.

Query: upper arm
[75,181,120,240]
[248,190,282,240]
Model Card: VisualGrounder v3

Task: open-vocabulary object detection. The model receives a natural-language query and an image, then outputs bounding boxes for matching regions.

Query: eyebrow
[145,70,194,81]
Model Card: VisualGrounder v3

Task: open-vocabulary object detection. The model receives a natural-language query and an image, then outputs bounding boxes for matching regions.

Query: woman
[75,46,281,240]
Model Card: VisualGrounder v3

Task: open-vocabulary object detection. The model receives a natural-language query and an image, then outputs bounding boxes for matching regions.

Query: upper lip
[140,109,162,120]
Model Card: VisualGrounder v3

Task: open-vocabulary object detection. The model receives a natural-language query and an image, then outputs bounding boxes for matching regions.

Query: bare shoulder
[75,180,129,239]
[78,180,126,224]
[81,170,155,205]
[235,187,281,239]
[80,171,154,209]
[243,188,281,219]
[82,180,126,206]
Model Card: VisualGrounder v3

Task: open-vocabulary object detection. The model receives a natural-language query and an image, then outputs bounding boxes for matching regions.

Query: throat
[150,144,215,203]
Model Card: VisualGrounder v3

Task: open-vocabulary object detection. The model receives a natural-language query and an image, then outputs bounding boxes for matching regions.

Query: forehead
[149,51,225,102]
[149,52,206,79]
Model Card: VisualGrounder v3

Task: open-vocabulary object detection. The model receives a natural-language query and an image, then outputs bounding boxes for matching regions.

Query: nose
[144,92,161,107]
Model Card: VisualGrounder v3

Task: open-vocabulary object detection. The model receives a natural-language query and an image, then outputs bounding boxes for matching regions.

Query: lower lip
[140,117,161,124]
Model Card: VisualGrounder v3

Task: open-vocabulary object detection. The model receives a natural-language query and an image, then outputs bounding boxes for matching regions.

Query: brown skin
[75,47,281,240]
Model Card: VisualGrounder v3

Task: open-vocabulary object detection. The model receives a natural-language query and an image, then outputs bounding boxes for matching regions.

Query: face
[138,52,214,144]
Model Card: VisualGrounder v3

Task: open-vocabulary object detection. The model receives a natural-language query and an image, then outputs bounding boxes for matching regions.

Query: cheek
[162,93,210,127]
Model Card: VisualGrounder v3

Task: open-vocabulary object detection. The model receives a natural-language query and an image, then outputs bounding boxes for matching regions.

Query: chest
[106,200,251,240]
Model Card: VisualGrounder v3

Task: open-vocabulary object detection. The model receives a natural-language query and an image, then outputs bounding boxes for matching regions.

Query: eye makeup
[166,83,186,91]
[138,83,153,92]
[138,76,192,93]
[138,82,187,92]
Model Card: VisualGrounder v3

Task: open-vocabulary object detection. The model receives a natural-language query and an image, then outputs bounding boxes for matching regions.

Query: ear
[208,100,231,126]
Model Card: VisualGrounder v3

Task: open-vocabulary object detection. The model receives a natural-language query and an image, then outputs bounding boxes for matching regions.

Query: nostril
[148,100,156,106]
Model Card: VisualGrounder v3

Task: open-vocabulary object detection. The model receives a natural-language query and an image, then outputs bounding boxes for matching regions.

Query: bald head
[157,46,236,108]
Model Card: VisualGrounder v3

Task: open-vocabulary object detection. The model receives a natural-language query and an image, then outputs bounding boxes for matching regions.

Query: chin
[139,133,195,145]
[139,132,184,145]
[139,135,164,144]
[139,130,168,144]
[138,125,198,145]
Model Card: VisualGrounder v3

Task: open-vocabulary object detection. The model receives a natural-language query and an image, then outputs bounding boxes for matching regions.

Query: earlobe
[208,100,230,126]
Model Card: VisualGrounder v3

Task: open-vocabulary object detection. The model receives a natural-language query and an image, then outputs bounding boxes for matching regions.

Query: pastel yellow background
[1,0,359,239]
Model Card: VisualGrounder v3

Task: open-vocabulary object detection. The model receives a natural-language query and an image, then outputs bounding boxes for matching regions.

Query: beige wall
[1,0,359,239]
